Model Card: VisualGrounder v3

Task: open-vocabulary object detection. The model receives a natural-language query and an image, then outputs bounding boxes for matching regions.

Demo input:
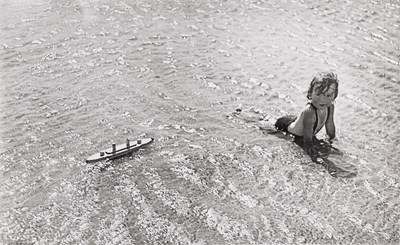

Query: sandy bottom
[1,0,399,244]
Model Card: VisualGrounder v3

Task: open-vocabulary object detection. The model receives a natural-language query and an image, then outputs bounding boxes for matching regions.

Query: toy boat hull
[86,138,154,163]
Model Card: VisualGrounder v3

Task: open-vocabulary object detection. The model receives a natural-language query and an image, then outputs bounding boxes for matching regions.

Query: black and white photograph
[1,0,399,244]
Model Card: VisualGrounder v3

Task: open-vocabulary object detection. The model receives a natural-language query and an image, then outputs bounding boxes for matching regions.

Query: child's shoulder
[301,103,316,113]
[301,103,335,112]
[300,103,317,120]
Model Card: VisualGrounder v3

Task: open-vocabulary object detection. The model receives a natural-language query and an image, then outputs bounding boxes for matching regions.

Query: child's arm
[302,107,318,154]
[325,104,336,140]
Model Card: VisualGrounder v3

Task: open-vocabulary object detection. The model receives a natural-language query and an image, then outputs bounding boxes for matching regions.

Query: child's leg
[274,115,297,132]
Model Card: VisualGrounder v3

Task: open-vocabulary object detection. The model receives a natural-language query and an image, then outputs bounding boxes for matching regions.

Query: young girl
[275,72,339,155]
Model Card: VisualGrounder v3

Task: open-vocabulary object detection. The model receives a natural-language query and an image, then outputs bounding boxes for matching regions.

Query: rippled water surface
[1,0,399,244]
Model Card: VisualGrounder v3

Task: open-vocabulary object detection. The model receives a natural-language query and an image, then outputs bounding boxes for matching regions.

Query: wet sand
[1,0,400,244]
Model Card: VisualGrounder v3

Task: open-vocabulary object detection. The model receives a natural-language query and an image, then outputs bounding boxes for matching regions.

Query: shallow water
[1,0,399,244]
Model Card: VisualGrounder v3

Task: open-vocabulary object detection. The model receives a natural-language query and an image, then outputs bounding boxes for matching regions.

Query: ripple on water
[1,0,400,244]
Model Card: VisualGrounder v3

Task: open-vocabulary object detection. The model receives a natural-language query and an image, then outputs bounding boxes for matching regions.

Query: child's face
[311,83,336,110]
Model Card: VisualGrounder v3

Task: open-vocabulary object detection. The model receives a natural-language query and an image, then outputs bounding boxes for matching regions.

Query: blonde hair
[307,72,339,100]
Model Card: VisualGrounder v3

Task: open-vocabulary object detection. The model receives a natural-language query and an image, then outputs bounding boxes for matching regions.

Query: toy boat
[86,138,154,163]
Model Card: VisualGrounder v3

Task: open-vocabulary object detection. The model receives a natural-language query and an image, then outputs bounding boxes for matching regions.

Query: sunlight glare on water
[1,0,399,244]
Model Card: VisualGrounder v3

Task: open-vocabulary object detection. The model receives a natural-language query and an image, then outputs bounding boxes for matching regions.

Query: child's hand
[304,143,319,156]
[323,135,335,145]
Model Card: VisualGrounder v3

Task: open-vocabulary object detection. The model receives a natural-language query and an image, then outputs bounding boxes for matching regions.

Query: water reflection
[1,0,399,244]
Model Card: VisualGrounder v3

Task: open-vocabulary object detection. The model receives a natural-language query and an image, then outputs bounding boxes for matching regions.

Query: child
[274,72,339,156]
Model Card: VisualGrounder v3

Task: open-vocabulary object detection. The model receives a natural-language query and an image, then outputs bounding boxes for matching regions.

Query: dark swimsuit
[275,103,331,147]
[309,103,330,134]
